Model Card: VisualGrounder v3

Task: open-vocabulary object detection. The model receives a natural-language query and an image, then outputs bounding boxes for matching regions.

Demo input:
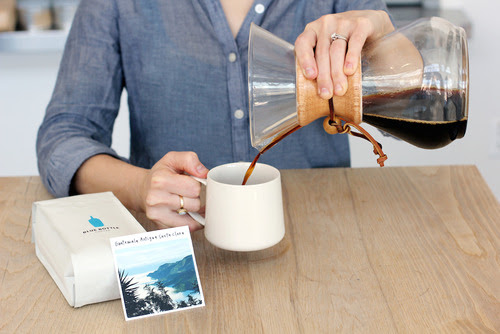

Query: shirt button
[255,4,265,14]
[234,109,244,119]
[228,52,237,62]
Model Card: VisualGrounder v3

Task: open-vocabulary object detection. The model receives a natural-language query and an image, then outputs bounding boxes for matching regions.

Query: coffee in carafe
[362,88,467,149]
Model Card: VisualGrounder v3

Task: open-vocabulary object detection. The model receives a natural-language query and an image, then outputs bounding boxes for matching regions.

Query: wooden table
[1,166,499,333]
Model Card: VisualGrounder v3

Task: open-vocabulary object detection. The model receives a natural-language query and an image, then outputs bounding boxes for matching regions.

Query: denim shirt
[36,0,388,197]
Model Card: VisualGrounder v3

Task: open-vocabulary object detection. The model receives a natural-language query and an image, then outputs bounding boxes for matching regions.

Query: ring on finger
[331,33,348,43]
[176,195,188,215]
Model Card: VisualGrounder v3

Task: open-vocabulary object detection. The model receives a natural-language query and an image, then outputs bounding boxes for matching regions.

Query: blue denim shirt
[37,0,388,197]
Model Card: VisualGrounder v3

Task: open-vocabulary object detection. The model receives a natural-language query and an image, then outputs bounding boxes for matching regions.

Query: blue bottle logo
[88,216,104,227]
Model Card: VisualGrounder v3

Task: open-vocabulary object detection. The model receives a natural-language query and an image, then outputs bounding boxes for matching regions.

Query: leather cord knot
[327,98,388,167]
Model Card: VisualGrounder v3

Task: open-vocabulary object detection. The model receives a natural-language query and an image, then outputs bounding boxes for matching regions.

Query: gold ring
[331,33,348,43]
[177,195,187,215]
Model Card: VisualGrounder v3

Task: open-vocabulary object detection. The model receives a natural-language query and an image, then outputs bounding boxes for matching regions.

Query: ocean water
[130,271,201,303]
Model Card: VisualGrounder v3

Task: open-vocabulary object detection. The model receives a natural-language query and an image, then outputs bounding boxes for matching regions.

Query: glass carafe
[248,17,469,151]
[361,17,469,148]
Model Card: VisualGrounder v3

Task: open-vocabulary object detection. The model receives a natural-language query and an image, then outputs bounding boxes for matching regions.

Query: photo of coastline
[111,227,204,320]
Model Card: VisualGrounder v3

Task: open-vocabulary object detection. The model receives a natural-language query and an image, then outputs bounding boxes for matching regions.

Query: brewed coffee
[363,88,467,149]
[363,115,467,149]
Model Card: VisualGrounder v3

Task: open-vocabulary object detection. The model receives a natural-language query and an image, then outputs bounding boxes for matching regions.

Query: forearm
[73,154,147,212]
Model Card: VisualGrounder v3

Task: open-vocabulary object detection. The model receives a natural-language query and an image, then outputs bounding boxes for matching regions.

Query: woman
[37,0,394,231]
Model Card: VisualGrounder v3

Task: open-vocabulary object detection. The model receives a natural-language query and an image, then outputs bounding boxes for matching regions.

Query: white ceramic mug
[189,162,285,252]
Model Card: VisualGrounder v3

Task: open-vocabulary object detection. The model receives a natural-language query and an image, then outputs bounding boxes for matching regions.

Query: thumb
[162,151,208,178]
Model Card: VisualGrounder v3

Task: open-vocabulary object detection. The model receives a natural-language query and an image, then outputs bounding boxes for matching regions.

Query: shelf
[0,30,67,53]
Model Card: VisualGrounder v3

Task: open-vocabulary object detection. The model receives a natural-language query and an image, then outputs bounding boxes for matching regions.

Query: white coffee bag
[32,192,146,307]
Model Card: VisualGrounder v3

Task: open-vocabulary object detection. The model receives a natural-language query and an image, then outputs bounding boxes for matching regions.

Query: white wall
[1,52,61,175]
[1,1,498,201]
[350,0,500,201]
[0,51,130,175]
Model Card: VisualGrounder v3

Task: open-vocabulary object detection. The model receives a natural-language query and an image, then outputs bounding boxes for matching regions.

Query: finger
[147,177,201,209]
[146,190,201,211]
[164,173,202,198]
[315,28,335,99]
[149,168,202,196]
[177,195,202,212]
[330,38,348,96]
[294,29,318,79]
[148,206,204,232]
[344,31,367,76]
[161,151,209,178]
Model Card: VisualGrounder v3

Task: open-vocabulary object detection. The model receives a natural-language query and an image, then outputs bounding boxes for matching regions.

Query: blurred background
[0,0,498,201]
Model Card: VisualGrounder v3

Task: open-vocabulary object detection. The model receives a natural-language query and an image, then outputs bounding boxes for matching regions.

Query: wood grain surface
[0,166,498,333]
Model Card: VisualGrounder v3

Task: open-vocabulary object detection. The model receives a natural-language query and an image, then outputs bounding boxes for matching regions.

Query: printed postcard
[110,226,204,320]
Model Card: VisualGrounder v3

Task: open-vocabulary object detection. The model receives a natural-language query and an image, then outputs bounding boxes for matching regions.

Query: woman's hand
[295,10,394,99]
[138,151,209,231]
[73,152,208,232]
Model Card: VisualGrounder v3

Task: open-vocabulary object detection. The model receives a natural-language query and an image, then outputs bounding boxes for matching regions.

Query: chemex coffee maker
[248,17,469,166]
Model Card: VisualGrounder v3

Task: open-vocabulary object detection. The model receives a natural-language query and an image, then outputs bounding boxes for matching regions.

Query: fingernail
[305,67,315,78]
[345,62,353,70]
[335,84,343,95]
[197,164,207,173]
[320,87,331,98]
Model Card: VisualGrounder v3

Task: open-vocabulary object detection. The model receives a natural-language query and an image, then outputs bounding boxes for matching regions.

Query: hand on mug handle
[140,151,208,232]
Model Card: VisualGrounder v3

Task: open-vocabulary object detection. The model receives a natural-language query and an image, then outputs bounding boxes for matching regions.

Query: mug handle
[187,176,207,226]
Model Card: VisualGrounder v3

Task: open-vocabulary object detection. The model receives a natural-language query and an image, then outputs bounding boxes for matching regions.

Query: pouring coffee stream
[244,18,469,185]
[242,124,301,185]
[241,104,386,186]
